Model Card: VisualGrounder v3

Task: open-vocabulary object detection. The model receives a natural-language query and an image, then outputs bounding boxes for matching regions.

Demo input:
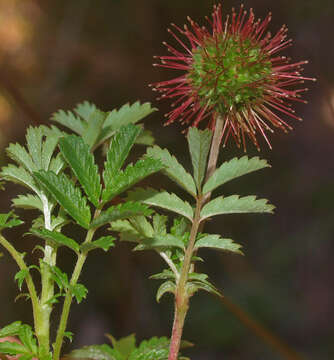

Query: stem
[168,114,225,360]
[53,209,100,360]
[0,234,40,335]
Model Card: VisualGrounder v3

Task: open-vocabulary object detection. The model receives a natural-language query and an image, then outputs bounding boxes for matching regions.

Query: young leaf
[156,280,176,303]
[33,171,91,229]
[104,102,157,130]
[49,265,69,291]
[59,135,101,206]
[74,101,97,121]
[108,334,136,359]
[14,269,29,290]
[200,195,275,220]
[152,214,167,235]
[102,158,163,203]
[146,146,197,197]
[29,228,80,253]
[51,110,85,135]
[0,321,22,337]
[103,124,141,187]
[18,324,38,353]
[187,273,221,297]
[0,212,24,230]
[82,110,107,148]
[127,188,194,221]
[194,234,243,255]
[203,156,270,194]
[12,194,44,212]
[0,341,30,357]
[70,283,88,303]
[80,236,115,253]
[150,269,176,281]
[187,127,212,192]
[64,344,121,360]
[91,202,152,229]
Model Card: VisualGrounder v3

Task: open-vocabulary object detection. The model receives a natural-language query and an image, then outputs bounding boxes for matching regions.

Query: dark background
[0,1,333,359]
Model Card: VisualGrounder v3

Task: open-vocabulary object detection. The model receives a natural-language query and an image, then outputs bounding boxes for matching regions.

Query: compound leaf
[82,110,107,148]
[12,194,44,212]
[70,283,88,304]
[51,110,85,135]
[194,234,243,255]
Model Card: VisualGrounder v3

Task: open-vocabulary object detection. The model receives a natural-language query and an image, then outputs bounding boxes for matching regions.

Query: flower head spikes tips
[152,3,316,150]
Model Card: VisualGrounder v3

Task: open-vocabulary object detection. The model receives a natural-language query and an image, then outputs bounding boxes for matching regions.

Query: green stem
[168,114,225,360]
[53,209,100,360]
[0,234,40,336]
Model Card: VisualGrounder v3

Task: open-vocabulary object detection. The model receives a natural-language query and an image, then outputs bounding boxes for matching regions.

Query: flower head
[152,4,315,150]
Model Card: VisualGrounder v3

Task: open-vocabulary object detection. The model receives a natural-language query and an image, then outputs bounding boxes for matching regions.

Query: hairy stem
[168,115,225,360]
[53,209,100,360]
[0,234,40,337]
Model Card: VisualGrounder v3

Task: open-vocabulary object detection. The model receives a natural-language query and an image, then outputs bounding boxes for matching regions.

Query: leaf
[152,214,167,235]
[134,234,185,251]
[104,102,157,130]
[12,194,44,211]
[64,331,74,343]
[29,228,80,253]
[65,344,122,360]
[103,124,141,188]
[33,170,91,229]
[187,127,212,192]
[14,269,29,290]
[146,146,197,197]
[170,217,190,237]
[156,280,175,303]
[0,342,29,357]
[74,101,97,121]
[1,164,39,194]
[6,142,36,173]
[59,135,101,206]
[48,265,69,291]
[102,158,163,202]
[91,202,152,229]
[109,220,143,243]
[135,129,155,146]
[187,273,221,297]
[82,110,107,148]
[70,283,88,303]
[194,234,243,255]
[0,321,22,337]
[0,212,24,230]
[203,156,270,194]
[128,216,154,238]
[81,236,115,253]
[18,324,37,353]
[51,110,85,135]
[200,195,275,220]
[108,334,136,359]
[127,188,194,221]
[150,269,175,281]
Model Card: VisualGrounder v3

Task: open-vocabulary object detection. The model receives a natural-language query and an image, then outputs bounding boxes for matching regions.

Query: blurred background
[0,0,333,359]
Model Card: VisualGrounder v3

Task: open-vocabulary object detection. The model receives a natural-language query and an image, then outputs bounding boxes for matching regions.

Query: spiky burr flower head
[151,4,316,150]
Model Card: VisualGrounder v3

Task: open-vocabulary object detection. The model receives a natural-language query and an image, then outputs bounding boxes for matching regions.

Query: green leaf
[0,212,24,230]
[14,269,29,290]
[82,110,107,148]
[91,202,152,229]
[109,219,143,243]
[51,110,85,135]
[156,280,175,303]
[150,269,175,281]
[103,124,141,188]
[134,234,185,251]
[70,283,88,303]
[59,135,101,206]
[81,236,115,253]
[25,127,43,170]
[104,102,157,130]
[146,146,196,197]
[0,321,22,337]
[108,334,136,359]
[102,158,163,203]
[194,234,243,255]
[1,164,39,194]
[200,195,275,220]
[203,156,270,194]
[128,216,154,238]
[18,324,37,353]
[64,331,74,343]
[187,273,221,297]
[48,265,69,291]
[6,142,36,173]
[34,170,91,229]
[0,341,29,357]
[135,129,155,145]
[74,101,97,121]
[29,228,80,253]
[187,127,212,192]
[127,188,194,221]
[12,194,44,211]
[152,214,167,235]
[65,344,122,360]
[170,217,190,237]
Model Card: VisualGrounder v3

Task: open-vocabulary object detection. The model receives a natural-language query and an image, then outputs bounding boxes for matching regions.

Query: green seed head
[188,35,272,114]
